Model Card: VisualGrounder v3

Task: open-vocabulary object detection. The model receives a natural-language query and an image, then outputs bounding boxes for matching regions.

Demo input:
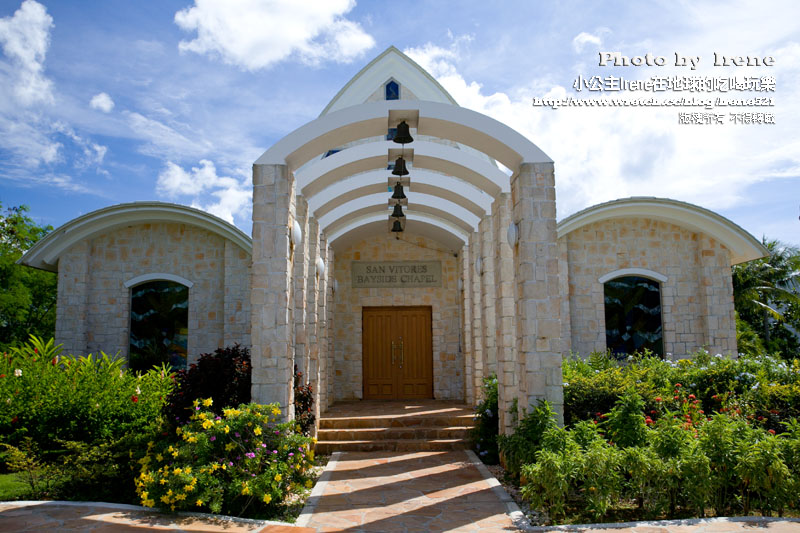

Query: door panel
[363,306,432,400]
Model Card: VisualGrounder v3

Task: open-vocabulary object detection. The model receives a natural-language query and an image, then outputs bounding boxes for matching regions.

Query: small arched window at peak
[385,80,399,100]
[603,275,664,358]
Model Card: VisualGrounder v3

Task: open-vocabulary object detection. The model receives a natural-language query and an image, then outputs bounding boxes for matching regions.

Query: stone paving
[297,450,521,532]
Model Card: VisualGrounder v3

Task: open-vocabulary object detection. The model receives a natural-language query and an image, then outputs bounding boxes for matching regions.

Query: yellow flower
[221,463,227,470]
[196,499,203,506]
[172,450,179,458]
[223,425,230,434]
[305,480,313,488]
[185,467,192,474]
[173,468,183,475]
[159,478,168,485]
[187,436,197,443]
[225,443,236,451]
[241,484,251,496]
[254,426,262,436]
[161,495,171,504]
[262,494,272,504]
[271,407,281,416]
[193,399,199,407]
[143,499,155,508]
[141,491,149,499]
[202,420,213,430]
[202,398,213,407]
[175,493,186,501]
[155,454,163,462]
[184,484,194,492]
[176,427,183,435]
[274,473,282,482]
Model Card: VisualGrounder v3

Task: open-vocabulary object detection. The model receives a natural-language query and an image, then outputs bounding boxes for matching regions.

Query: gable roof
[319,46,458,116]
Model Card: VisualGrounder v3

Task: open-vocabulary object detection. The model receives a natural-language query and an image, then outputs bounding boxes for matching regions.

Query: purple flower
[235,432,240,437]
[215,416,221,420]
[289,453,294,457]
[210,436,216,441]
[246,452,255,458]
[195,406,200,410]
[261,443,267,448]
[229,461,233,466]
[274,431,280,435]
[272,450,277,454]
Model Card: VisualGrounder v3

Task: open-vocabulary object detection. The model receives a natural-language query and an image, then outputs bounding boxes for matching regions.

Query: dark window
[129,280,189,372]
[323,149,340,158]
[604,276,663,357]
[386,128,397,141]
[385,80,399,100]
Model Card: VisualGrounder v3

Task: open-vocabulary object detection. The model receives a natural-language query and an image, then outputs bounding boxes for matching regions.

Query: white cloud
[174,0,375,71]
[157,159,251,223]
[126,111,210,159]
[405,37,800,221]
[0,0,54,106]
[90,92,114,113]
[572,30,607,53]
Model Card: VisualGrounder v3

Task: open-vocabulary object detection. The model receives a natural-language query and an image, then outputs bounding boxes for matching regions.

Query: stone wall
[563,216,736,357]
[54,222,251,361]
[332,233,463,401]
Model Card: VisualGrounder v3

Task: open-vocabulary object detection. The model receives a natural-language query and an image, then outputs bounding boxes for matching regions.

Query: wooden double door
[362,306,433,399]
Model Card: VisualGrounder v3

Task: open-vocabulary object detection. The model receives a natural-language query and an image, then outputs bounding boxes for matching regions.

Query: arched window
[129,280,189,371]
[385,80,399,100]
[603,275,663,357]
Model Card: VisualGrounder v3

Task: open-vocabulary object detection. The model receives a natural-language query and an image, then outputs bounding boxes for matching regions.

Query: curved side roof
[19,202,252,272]
[556,197,767,265]
[320,46,458,116]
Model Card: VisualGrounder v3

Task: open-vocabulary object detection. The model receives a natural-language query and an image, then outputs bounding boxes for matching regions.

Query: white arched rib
[307,169,492,219]
[256,100,551,171]
[327,211,469,248]
[295,140,509,198]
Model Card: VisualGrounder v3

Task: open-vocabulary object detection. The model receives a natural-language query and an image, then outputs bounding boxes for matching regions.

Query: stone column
[326,245,335,410]
[558,239,573,357]
[460,245,474,405]
[293,197,310,377]
[479,215,497,376]
[511,163,564,425]
[698,236,737,355]
[492,194,517,435]
[250,163,295,419]
[56,241,90,356]
[469,232,484,402]
[306,219,321,418]
[317,237,330,413]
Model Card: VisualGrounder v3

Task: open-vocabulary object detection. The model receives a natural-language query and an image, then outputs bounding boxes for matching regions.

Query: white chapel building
[20,47,765,431]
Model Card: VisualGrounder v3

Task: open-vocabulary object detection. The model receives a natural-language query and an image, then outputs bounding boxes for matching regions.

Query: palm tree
[732,238,800,350]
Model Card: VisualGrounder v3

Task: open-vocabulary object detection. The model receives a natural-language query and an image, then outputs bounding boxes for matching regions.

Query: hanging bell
[392,120,414,144]
[391,202,405,218]
[391,182,406,200]
[391,219,404,232]
[392,156,409,176]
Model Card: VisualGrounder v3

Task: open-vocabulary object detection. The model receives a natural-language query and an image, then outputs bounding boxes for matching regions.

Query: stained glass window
[129,280,188,371]
[385,80,399,100]
[604,276,663,357]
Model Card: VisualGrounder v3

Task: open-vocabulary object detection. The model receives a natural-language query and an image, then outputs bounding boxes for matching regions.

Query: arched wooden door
[362,306,433,399]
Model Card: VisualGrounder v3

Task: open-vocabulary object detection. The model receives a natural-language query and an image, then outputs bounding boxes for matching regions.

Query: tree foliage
[733,237,800,357]
[0,204,56,350]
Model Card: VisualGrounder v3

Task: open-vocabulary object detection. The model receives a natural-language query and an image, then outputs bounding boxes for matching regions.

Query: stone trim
[598,268,667,284]
[123,273,194,288]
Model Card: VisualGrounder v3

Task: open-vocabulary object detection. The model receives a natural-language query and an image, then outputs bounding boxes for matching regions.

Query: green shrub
[498,400,557,479]
[0,336,172,450]
[163,344,251,426]
[293,367,315,436]
[135,401,314,518]
[470,374,499,464]
[605,390,648,448]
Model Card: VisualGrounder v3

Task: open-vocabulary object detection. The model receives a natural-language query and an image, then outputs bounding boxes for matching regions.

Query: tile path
[3,450,800,532]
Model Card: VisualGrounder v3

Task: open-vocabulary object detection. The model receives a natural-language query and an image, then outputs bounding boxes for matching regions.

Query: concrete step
[319,414,474,430]
[315,438,469,454]
[318,426,472,442]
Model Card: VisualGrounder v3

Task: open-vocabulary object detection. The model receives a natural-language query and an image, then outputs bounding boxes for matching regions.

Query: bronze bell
[392,156,409,176]
[391,219,404,232]
[392,120,414,144]
[391,182,406,200]
[391,202,405,218]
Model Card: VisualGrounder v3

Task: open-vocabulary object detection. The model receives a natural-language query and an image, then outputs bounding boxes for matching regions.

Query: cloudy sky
[1,0,798,247]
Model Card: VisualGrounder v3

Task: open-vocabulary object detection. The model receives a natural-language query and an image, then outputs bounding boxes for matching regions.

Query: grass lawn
[0,472,31,501]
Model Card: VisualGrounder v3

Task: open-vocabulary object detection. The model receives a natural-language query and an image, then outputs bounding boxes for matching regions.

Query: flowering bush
[135,400,315,518]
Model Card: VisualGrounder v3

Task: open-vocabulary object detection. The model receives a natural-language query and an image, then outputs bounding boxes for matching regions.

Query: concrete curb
[464,449,532,531]
[295,451,342,528]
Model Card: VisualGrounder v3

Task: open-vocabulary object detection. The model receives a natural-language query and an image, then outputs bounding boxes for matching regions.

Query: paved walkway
[3,450,800,532]
[298,450,521,532]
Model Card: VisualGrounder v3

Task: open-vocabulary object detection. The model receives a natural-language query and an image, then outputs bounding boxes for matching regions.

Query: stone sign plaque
[351,261,442,288]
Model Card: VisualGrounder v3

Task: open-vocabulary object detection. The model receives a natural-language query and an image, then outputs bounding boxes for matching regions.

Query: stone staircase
[315,400,475,454]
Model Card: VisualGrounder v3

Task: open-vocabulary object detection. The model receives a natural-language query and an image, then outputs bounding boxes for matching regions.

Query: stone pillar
[699,236,737,355]
[293,197,310,377]
[558,239,572,356]
[469,232,484,402]
[306,218,321,418]
[460,245,474,405]
[56,241,90,356]
[511,163,564,425]
[326,245,335,410]
[479,215,497,376]
[250,163,295,419]
[492,194,516,435]
[317,237,330,413]
[223,240,250,347]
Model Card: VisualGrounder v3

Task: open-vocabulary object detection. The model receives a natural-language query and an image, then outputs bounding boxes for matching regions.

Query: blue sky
[1,0,798,247]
